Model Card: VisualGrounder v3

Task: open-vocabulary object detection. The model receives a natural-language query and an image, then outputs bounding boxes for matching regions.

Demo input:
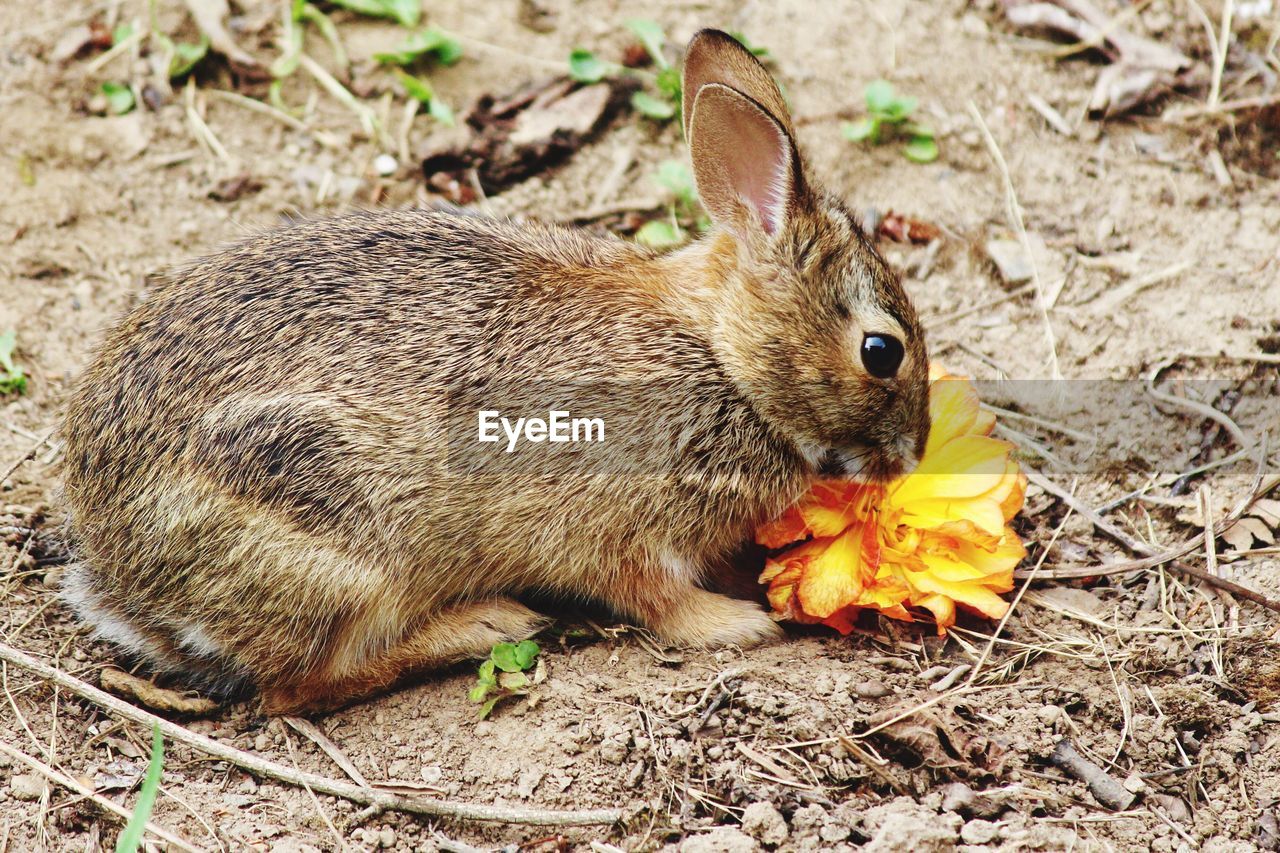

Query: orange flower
[757,370,1026,634]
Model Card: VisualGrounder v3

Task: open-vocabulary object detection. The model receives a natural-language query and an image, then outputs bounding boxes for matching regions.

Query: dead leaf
[877,211,941,245]
[209,173,264,202]
[99,667,218,716]
[420,76,636,198]
[866,700,1005,780]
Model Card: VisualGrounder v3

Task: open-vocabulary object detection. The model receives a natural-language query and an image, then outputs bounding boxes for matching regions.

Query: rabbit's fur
[61,30,930,713]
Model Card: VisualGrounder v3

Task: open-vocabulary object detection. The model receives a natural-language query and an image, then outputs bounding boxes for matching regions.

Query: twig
[1164,92,1280,121]
[206,89,340,148]
[837,736,910,795]
[283,716,370,788]
[0,642,624,826]
[1146,358,1248,451]
[0,431,54,485]
[923,282,1037,327]
[298,53,384,146]
[967,100,1061,379]
[1089,261,1192,314]
[0,740,197,852]
[1051,739,1136,810]
[967,507,1074,687]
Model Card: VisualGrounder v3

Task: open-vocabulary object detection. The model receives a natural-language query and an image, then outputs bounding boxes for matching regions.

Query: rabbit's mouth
[818,439,918,484]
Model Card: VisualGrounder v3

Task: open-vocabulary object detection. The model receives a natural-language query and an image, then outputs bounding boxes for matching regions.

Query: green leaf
[477,659,496,682]
[841,118,878,143]
[393,67,434,102]
[476,697,498,719]
[115,725,163,853]
[490,642,523,673]
[903,122,934,139]
[428,95,454,127]
[0,331,26,395]
[568,48,608,83]
[631,90,675,120]
[635,219,684,247]
[864,79,895,115]
[101,81,135,115]
[328,0,420,28]
[882,94,917,122]
[903,135,938,163]
[169,36,210,78]
[111,23,135,45]
[512,639,540,669]
[375,26,461,66]
[626,19,667,68]
[467,681,493,703]
[653,159,695,206]
[655,66,682,101]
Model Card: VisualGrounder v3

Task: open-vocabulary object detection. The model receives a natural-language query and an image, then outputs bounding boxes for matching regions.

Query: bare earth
[1,0,1279,850]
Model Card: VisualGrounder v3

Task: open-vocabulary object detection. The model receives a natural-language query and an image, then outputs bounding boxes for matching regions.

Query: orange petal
[795,523,868,619]
[757,506,811,549]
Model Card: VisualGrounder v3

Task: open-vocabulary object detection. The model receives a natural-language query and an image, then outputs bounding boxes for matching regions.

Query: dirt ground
[2,0,1280,850]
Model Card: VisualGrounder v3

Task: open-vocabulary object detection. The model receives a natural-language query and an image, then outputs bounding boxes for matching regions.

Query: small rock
[253,733,270,752]
[599,739,629,765]
[1123,772,1146,794]
[986,238,1034,284]
[10,773,46,800]
[516,768,543,798]
[818,821,849,843]
[373,154,398,177]
[961,819,999,845]
[741,801,788,846]
[680,826,758,852]
[854,680,891,699]
[376,826,395,848]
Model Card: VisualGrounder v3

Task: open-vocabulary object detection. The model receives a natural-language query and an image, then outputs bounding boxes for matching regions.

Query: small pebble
[10,773,46,801]
[377,826,395,848]
[741,801,788,846]
[960,818,999,845]
[854,680,891,699]
[373,154,398,177]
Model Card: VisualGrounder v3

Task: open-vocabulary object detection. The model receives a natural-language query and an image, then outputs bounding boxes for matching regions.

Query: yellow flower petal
[889,435,1014,505]
[796,524,868,619]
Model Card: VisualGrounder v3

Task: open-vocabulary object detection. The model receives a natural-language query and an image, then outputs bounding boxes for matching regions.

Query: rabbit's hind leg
[259,597,548,715]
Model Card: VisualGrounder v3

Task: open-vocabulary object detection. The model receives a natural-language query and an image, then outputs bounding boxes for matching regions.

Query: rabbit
[59,29,931,714]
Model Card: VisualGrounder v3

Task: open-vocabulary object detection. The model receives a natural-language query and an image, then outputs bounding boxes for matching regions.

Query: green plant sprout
[100,81,136,115]
[468,640,543,719]
[627,19,679,120]
[327,0,420,28]
[115,725,163,853]
[567,26,768,124]
[0,332,27,395]
[374,26,462,67]
[635,160,709,248]
[841,80,938,163]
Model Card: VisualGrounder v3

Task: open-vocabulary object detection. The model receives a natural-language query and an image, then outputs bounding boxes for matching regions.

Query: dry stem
[0,642,624,827]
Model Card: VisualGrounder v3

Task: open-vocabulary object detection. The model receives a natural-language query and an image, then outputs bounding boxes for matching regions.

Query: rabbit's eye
[861,334,904,379]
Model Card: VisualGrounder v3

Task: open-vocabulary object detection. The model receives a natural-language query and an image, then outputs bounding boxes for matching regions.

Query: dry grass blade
[0,642,624,826]
[283,715,370,788]
[966,100,1062,379]
[0,740,198,852]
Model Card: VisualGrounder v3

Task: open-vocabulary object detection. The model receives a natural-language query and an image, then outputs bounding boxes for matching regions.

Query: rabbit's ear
[689,82,803,237]
[682,29,794,143]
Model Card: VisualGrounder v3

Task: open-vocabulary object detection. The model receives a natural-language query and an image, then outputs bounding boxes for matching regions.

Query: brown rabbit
[60,29,930,714]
